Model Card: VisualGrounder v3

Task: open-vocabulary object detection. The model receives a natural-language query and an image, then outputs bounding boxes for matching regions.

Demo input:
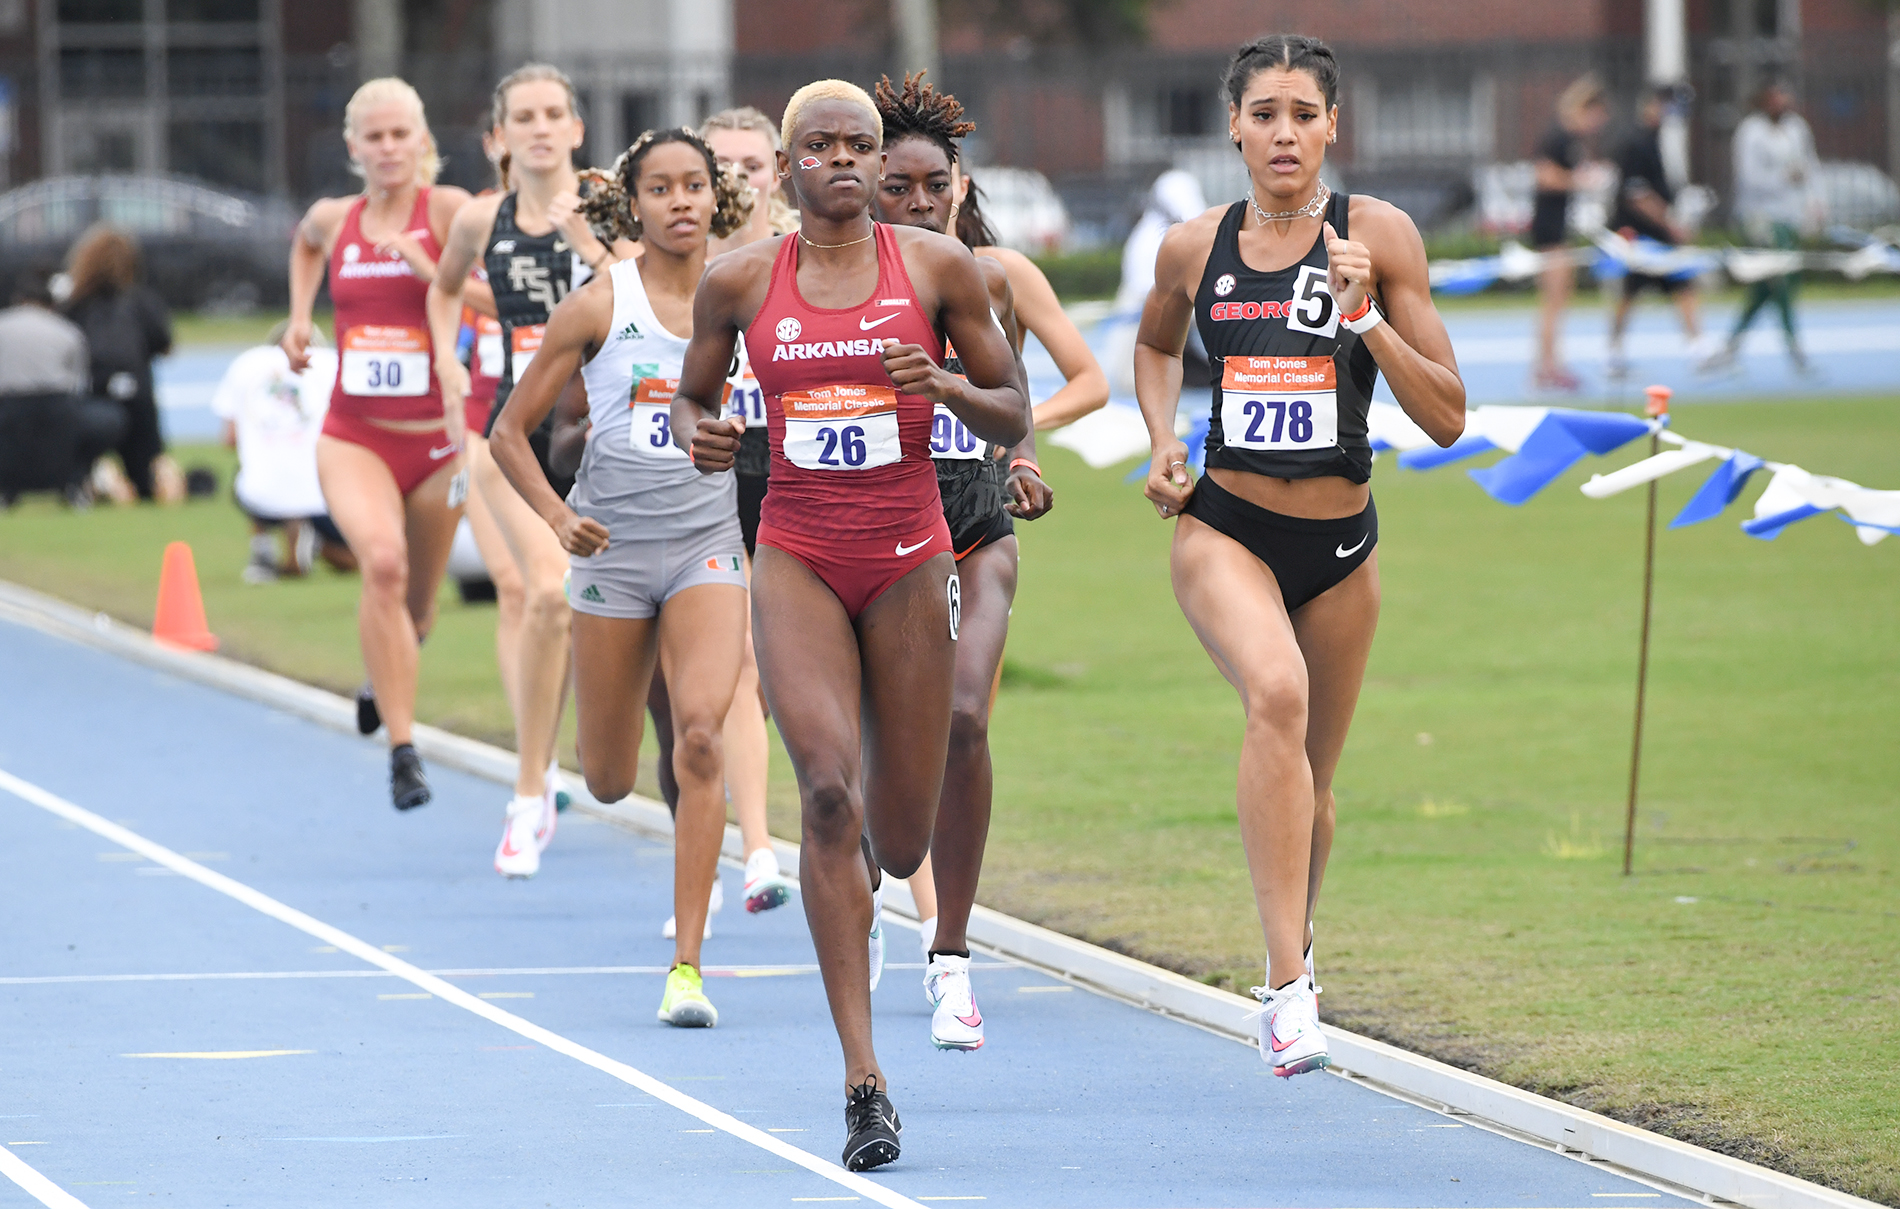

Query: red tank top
[327,189,444,423]
[745,224,945,539]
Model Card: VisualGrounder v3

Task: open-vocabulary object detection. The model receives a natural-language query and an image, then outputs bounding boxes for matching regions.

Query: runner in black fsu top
[1137,35,1465,1078]
[869,71,1051,1054]
[426,63,635,878]
[671,80,1029,1172]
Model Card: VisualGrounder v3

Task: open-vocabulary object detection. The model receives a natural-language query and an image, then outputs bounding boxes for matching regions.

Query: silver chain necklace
[1248,182,1330,226]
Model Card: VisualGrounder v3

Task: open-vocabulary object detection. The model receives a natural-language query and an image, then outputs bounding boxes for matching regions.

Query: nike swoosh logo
[500,836,523,857]
[1271,1030,1303,1053]
[895,536,934,556]
[428,444,457,460]
[859,313,902,331]
[1335,534,1369,558]
[956,1011,982,1028]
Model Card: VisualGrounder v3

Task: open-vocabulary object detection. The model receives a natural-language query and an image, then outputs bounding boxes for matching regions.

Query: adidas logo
[492,239,516,254]
[579,584,605,603]
[618,320,642,340]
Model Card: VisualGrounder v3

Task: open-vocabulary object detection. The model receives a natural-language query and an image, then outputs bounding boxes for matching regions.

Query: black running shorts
[1181,474,1377,612]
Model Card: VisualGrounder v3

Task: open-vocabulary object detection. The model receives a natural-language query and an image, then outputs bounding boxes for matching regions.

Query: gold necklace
[1248,182,1330,226]
[799,228,875,250]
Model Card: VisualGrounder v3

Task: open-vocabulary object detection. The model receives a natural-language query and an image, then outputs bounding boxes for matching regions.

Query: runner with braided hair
[492,126,757,1026]
[869,70,1061,1052]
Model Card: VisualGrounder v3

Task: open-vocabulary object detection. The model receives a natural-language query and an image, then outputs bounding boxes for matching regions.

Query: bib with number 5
[781,384,902,471]
[1219,356,1338,451]
[341,325,430,397]
[629,377,692,461]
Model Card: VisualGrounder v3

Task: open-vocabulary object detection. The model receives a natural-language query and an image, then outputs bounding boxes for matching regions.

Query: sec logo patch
[776,317,802,342]
[1213,273,1236,297]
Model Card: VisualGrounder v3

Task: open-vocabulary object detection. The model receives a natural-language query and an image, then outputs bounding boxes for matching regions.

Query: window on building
[56,0,140,21]
[1164,87,1213,138]
[1353,76,1495,167]
[168,48,262,97]
[60,49,146,99]
[167,0,261,19]
[622,92,660,141]
[169,119,264,192]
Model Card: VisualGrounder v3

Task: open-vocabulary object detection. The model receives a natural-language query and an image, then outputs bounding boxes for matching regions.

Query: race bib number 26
[781,384,902,471]
[340,325,430,397]
[1219,356,1339,452]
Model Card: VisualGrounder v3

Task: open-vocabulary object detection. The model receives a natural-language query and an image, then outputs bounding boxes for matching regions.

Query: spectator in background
[1704,80,1816,373]
[1110,169,1209,396]
[211,320,356,583]
[1607,85,1704,379]
[62,224,175,502]
[0,263,125,505]
[1530,73,1610,392]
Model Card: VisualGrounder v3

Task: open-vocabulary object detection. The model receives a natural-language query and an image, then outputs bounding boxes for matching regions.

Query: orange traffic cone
[152,541,218,652]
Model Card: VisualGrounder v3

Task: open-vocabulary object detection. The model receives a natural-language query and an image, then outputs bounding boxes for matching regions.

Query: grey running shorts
[566,517,747,619]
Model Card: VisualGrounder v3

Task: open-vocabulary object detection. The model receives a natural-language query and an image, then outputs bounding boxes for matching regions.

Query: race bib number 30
[1219,356,1339,451]
[510,324,545,379]
[930,403,985,460]
[781,384,902,471]
[341,325,430,397]
[629,377,691,461]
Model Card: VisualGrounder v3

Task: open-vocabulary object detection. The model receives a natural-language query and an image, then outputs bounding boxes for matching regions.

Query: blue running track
[1,616,1700,1208]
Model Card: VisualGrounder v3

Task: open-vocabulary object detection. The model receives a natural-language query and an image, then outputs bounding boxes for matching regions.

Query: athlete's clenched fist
[687,412,744,475]
[879,338,958,403]
[1322,221,1372,317]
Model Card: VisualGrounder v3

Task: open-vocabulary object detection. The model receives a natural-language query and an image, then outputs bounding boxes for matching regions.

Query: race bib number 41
[341,325,430,397]
[781,384,902,471]
[1219,356,1339,451]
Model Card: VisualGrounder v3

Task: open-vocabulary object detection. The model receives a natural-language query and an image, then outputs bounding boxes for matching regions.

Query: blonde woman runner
[283,77,471,810]
[426,64,633,877]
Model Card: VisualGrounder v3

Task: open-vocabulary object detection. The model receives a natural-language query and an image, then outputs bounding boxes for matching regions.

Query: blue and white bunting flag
[1466,409,1655,505]
[1669,450,1766,528]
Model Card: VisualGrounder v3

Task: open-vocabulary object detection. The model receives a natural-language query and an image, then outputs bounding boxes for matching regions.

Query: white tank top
[569,257,738,540]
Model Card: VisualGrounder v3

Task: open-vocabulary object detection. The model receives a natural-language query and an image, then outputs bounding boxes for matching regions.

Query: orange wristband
[1009,458,1041,476]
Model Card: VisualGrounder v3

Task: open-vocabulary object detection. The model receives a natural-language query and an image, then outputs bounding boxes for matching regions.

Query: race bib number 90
[930,403,985,460]
[1219,356,1339,451]
[780,384,902,471]
[341,325,430,397]
[629,377,692,461]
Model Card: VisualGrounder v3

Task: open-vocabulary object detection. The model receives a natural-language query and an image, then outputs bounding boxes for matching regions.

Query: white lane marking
[0,767,930,1209]
[1,963,1014,987]
[122,1051,312,1060]
[1017,986,1072,994]
[0,1143,90,1208]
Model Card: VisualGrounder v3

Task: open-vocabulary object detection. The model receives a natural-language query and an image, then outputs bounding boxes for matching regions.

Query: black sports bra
[1194,190,1377,484]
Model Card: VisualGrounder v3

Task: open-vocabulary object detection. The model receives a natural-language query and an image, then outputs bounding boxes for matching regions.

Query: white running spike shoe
[742,848,792,914]
[535,781,557,852]
[918,915,939,1000]
[1250,974,1329,1078]
[494,796,543,879]
[1305,925,1319,995]
[925,953,984,1051]
[662,878,723,940]
[867,876,886,992]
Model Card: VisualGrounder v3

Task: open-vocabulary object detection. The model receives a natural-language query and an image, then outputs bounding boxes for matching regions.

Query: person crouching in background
[211,321,358,582]
[61,224,176,503]
[0,263,126,506]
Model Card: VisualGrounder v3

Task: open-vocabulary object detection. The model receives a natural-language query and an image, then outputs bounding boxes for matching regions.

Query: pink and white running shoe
[1250,974,1329,1077]
[925,953,984,1051]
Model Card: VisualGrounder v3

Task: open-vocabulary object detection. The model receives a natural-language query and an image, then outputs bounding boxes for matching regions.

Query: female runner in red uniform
[1138,36,1464,1075]
[674,81,1029,1171]
[284,77,471,810]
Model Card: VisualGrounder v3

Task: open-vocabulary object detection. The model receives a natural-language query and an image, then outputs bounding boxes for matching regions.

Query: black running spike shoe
[390,743,431,811]
[355,683,381,736]
[842,1074,901,1172]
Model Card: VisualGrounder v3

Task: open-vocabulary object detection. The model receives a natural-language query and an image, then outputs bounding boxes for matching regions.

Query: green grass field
[1,397,1893,1202]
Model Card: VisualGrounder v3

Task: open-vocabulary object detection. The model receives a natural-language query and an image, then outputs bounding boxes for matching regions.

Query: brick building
[0,0,1889,232]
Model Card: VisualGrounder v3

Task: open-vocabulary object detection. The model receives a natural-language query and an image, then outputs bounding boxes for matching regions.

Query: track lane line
[0,1146,90,1209]
[0,766,930,1209]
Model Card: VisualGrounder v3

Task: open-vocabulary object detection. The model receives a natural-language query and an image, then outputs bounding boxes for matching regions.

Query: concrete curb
[0,578,1879,1209]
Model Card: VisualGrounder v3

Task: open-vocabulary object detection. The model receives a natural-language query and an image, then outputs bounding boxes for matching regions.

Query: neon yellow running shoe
[657,963,718,1028]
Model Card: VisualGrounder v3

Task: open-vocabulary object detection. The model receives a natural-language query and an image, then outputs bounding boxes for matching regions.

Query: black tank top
[483,190,592,415]
[1195,191,1376,484]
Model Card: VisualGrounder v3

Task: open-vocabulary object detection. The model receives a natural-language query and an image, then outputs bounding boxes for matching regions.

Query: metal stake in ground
[1623,384,1672,876]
